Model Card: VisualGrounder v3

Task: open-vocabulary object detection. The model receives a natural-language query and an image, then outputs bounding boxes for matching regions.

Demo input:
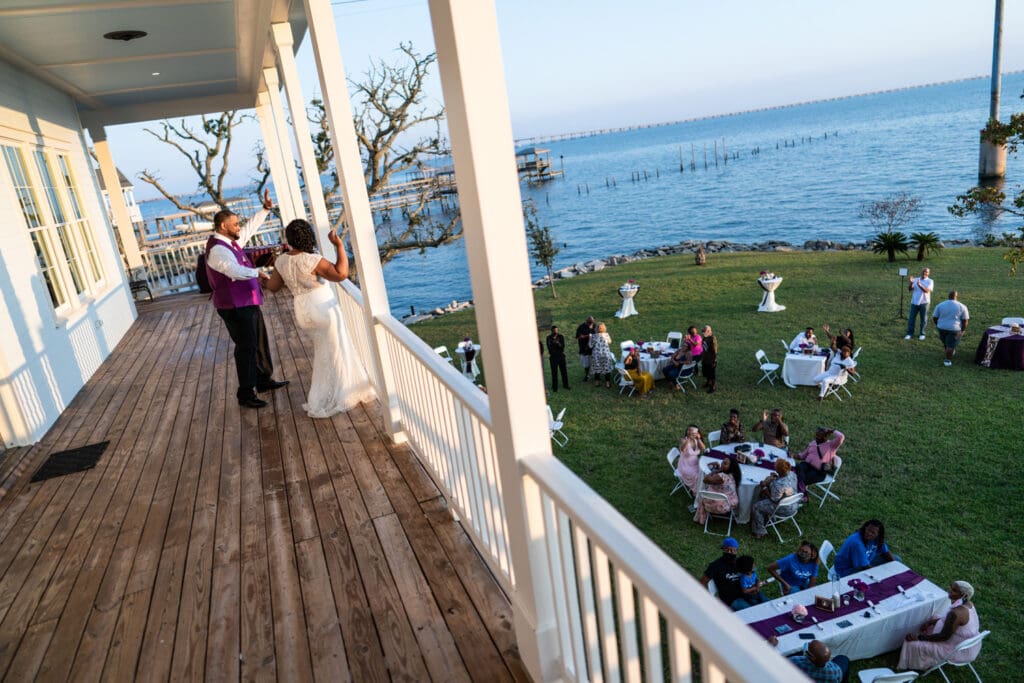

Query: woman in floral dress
[694,456,740,524]
[589,322,614,388]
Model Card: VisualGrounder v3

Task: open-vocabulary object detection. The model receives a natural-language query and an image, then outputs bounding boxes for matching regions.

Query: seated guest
[623,346,655,396]
[694,458,740,525]
[767,541,820,594]
[719,408,745,444]
[675,425,705,497]
[813,347,857,401]
[833,519,897,577]
[662,344,693,386]
[767,638,850,683]
[753,407,789,448]
[750,459,798,539]
[700,537,746,611]
[793,427,844,485]
[790,327,818,351]
[822,323,855,353]
[898,581,982,672]
[736,555,768,607]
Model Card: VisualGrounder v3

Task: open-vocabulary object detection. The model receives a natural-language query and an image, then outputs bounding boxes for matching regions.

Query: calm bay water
[142,74,1024,316]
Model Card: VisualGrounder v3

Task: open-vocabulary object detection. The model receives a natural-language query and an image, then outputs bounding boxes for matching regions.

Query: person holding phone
[905,267,933,340]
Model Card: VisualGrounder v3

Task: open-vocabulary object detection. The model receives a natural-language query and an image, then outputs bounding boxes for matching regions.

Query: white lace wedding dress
[275,251,375,418]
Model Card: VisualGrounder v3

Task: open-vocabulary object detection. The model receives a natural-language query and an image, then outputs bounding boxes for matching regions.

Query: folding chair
[1002,316,1024,326]
[808,455,842,509]
[765,493,803,543]
[756,350,780,385]
[619,340,635,360]
[849,346,862,382]
[667,331,683,349]
[823,371,853,401]
[818,539,838,581]
[780,339,790,354]
[547,406,568,448]
[920,630,989,683]
[695,490,734,536]
[666,447,693,498]
[707,430,721,449]
[674,362,698,392]
[616,365,636,397]
[856,670,919,683]
[434,345,454,364]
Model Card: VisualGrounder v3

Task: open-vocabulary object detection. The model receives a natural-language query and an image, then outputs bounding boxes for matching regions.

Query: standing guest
[789,327,818,351]
[675,424,706,497]
[737,555,769,607]
[813,347,857,401]
[833,520,897,577]
[684,325,703,370]
[700,537,747,611]
[898,581,982,672]
[206,189,288,409]
[545,325,570,392]
[793,427,844,485]
[905,267,934,340]
[701,324,718,393]
[750,459,798,539]
[766,639,850,683]
[753,408,789,448]
[589,322,614,388]
[822,324,855,353]
[932,290,970,367]
[720,408,745,444]
[694,458,739,525]
[767,541,820,594]
[575,316,596,382]
[623,346,655,395]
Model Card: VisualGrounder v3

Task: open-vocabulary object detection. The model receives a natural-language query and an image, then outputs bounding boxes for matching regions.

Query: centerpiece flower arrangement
[791,603,808,623]
[618,279,639,296]
[758,270,776,281]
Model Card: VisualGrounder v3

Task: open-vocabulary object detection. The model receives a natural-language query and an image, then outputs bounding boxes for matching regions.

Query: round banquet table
[974,325,1024,370]
[699,442,792,523]
[782,352,828,388]
[621,341,674,379]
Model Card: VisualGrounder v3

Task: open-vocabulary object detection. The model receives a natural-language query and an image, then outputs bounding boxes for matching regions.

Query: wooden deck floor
[0,291,526,682]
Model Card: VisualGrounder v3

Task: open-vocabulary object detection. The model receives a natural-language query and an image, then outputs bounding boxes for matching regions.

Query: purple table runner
[706,448,778,472]
[747,570,926,639]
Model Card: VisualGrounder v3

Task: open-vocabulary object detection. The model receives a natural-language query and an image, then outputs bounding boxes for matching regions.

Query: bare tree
[858,193,923,233]
[138,111,248,215]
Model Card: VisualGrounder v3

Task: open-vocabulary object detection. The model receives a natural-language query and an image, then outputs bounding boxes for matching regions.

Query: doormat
[30,441,109,483]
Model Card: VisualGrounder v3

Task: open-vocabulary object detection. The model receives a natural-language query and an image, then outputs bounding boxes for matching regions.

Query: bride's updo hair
[285,219,318,253]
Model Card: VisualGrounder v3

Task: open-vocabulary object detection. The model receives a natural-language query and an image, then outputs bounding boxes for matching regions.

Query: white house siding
[0,60,136,447]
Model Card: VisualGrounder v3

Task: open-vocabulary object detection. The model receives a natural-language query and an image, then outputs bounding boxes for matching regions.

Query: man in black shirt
[575,316,595,382]
[700,537,747,610]
[545,325,569,392]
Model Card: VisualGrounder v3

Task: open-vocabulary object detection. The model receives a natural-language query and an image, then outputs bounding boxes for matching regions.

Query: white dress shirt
[206,208,270,281]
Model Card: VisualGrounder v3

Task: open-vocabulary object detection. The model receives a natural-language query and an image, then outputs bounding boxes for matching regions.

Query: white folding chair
[547,405,568,448]
[823,370,853,401]
[765,493,803,543]
[808,455,842,509]
[707,430,722,449]
[920,630,989,683]
[434,345,454,364]
[756,349,780,385]
[615,365,636,397]
[619,340,635,360]
[695,490,734,536]
[857,669,919,683]
[706,579,718,598]
[666,447,693,498]
[849,346,863,382]
[818,539,838,582]
[1002,316,1024,325]
[780,339,790,354]
[674,362,698,392]
[667,331,683,349]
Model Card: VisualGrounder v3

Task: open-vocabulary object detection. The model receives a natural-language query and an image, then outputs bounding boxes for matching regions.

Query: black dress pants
[217,305,274,398]
[549,355,569,390]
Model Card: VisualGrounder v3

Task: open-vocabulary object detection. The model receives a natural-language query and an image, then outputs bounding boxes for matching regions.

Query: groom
[206,189,288,408]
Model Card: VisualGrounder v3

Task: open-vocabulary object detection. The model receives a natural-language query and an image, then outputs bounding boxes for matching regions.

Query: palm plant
[909,231,944,261]
[870,231,910,262]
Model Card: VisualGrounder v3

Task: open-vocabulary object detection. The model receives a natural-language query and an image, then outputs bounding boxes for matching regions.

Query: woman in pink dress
[676,425,705,496]
[694,457,740,524]
[898,580,982,672]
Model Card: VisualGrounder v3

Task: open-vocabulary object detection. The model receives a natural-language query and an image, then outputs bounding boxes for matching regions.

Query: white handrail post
[261,66,305,225]
[255,89,298,225]
[271,22,329,254]
[428,0,558,679]
[301,0,403,442]
[90,126,144,270]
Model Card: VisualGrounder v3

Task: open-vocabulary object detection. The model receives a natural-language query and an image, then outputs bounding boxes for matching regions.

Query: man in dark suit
[545,325,569,392]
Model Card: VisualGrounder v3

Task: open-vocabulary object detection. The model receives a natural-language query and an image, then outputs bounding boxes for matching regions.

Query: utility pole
[979,0,1007,178]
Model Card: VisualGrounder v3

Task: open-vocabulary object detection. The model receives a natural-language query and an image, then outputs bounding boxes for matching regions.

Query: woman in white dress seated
[813,346,857,401]
[265,220,375,418]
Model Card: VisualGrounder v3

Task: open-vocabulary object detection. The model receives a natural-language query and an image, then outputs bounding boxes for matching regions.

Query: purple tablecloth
[195,245,279,293]
[974,326,1024,370]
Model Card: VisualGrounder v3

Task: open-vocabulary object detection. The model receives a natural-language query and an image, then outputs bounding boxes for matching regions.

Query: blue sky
[108,0,1024,200]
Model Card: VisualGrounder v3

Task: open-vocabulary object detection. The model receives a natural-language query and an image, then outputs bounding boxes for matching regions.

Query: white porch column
[254,90,298,224]
[302,0,403,441]
[271,22,329,253]
[428,1,557,680]
[89,127,143,269]
[261,67,305,224]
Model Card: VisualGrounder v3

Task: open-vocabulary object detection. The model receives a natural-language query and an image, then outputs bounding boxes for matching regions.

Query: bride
[266,219,375,417]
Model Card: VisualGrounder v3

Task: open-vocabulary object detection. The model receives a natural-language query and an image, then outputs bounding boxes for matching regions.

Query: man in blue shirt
[788,640,850,683]
[834,520,896,578]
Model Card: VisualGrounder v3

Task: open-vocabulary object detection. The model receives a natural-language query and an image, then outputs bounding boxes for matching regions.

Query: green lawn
[409,247,1023,681]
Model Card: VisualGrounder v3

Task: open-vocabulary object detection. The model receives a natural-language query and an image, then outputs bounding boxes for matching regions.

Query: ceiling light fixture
[152,72,160,76]
[103,30,148,42]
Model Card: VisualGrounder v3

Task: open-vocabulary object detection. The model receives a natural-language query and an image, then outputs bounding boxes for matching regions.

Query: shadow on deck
[0,290,527,681]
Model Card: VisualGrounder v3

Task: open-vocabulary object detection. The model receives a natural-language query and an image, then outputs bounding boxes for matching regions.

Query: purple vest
[205,235,263,309]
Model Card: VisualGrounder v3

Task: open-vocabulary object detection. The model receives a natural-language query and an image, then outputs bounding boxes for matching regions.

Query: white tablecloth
[739,561,948,661]
[621,341,674,379]
[455,343,481,378]
[782,353,827,388]
[699,442,790,523]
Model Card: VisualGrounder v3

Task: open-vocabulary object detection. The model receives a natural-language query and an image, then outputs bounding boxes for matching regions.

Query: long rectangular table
[738,561,948,660]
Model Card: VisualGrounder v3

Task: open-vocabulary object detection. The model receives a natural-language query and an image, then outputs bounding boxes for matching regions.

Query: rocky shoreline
[401,237,977,324]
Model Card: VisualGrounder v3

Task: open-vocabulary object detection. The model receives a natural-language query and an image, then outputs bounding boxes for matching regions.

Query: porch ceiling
[0,0,308,127]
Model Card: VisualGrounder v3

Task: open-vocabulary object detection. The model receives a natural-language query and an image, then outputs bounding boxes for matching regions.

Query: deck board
[0,289,525,681]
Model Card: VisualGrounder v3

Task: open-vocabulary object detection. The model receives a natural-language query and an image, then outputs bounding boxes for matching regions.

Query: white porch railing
[334,284,796,682]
